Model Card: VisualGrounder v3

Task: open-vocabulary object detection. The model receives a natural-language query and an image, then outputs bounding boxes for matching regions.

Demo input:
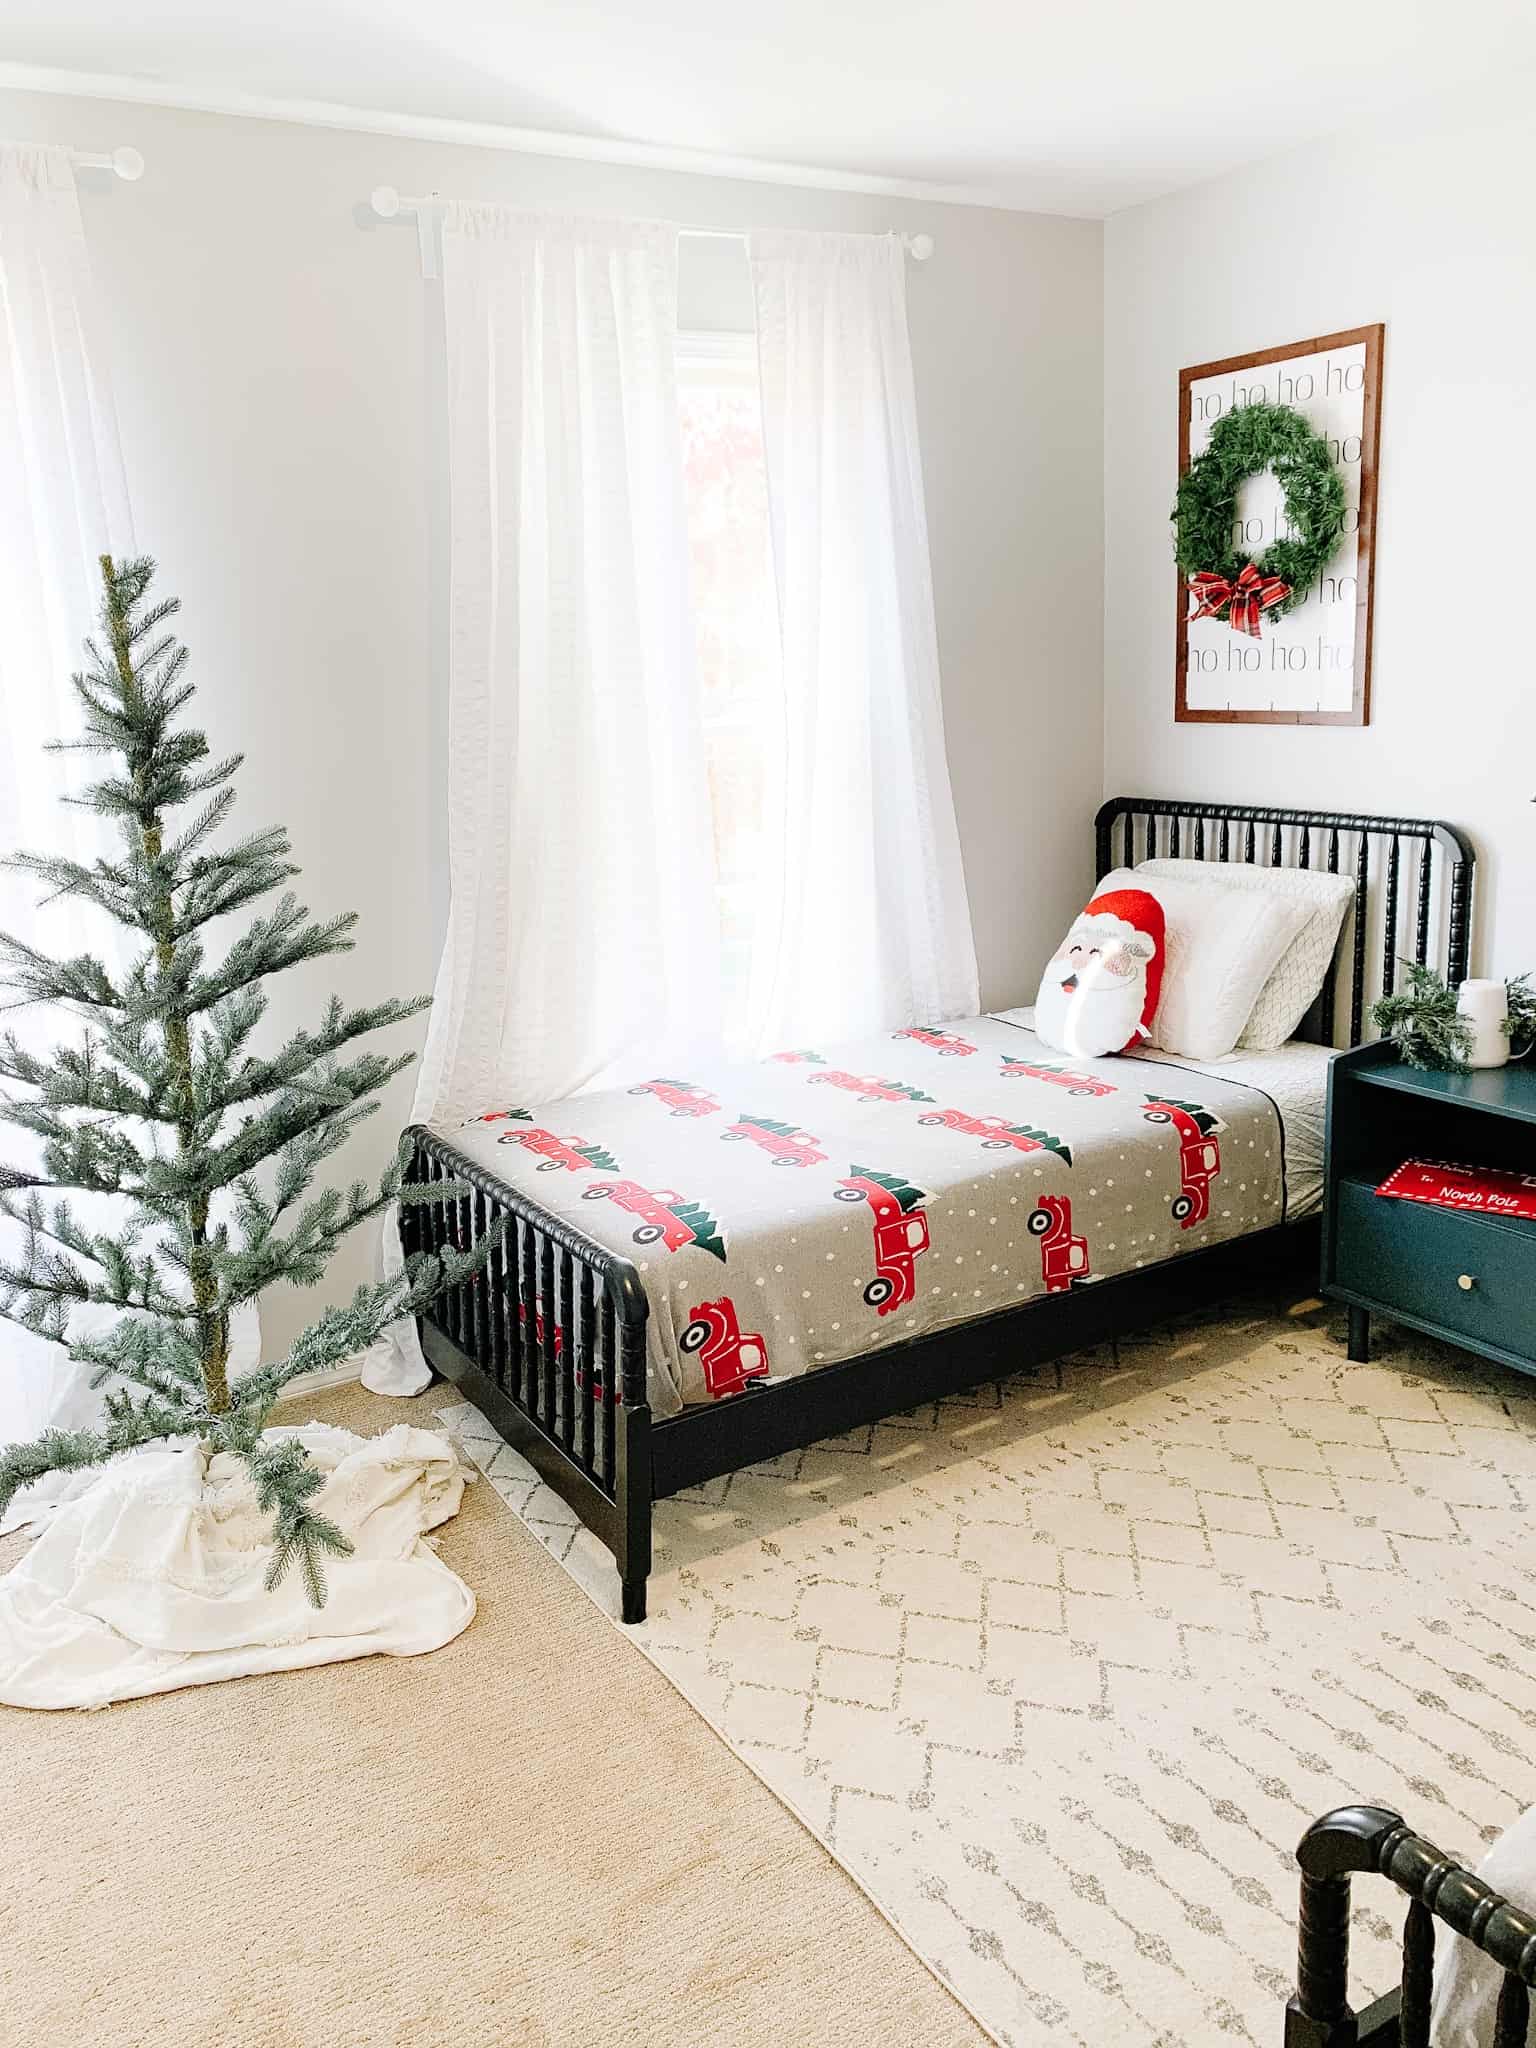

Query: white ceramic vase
[1457,978,1509,1070]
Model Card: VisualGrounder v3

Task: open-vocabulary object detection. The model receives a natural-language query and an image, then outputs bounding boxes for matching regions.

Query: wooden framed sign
[1176,323,1384,726]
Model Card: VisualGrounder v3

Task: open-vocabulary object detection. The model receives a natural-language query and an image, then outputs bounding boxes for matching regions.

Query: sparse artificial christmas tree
[0,556,489,1604]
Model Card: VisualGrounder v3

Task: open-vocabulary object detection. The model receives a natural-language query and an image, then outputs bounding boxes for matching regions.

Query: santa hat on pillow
[1033,887,1165,1060]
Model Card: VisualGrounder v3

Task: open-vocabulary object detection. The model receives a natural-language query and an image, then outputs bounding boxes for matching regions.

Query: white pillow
[1137,858,1355,1050]
[1096,867,1310,1061]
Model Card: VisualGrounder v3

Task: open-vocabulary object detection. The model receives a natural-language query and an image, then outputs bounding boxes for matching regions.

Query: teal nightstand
[1322,1044,1536,1374]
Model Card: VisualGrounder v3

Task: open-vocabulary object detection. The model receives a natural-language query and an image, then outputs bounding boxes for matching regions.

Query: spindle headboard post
[1094,798,1475,1050]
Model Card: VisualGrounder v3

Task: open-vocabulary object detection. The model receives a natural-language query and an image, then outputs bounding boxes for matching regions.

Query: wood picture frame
[1175,323,1384,727]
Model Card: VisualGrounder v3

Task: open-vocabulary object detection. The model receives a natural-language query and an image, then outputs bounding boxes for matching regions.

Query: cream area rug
[447,1292,1536,2048]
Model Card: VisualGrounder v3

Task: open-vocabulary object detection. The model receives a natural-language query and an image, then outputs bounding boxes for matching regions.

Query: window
[676,331,782,1048]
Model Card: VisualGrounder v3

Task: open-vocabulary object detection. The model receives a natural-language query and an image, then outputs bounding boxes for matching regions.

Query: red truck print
[500,1128,620,1174]
[915,1108,1074,1162]
[581,1179,727,1260]
[833,1170,931,1314]
[518,1302,564,1356]
[894,1026,977,1057]
[720,1115,827,1167]
[627,1078,722,1118]
[1028,1195,1090,1292]
[679,1297,770,1398]
[768,1049,826,1066]
[999,1056,1117,1099]
[809,1071,934,1105]
[1143,1097,1223,1227]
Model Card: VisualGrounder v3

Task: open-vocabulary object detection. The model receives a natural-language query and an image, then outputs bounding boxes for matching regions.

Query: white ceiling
[4,0,1534,216]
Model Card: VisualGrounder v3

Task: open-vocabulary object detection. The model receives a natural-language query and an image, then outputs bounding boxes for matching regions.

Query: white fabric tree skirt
[0,1423,474,1710]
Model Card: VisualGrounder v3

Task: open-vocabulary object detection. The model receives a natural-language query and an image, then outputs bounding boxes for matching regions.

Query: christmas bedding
[442,1016,1290,1420]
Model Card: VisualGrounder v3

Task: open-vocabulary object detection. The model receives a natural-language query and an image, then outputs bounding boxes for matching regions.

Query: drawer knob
[1458,1273,1477,1292]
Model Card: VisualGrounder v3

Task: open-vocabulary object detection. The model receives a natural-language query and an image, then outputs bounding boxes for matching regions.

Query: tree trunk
[108,570,229,1417]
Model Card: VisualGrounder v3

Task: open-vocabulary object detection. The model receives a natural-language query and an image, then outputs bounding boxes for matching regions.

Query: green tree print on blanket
[674,1202,727,1262]
[847,1165,926,1215]
[1011,1125,1074,1162]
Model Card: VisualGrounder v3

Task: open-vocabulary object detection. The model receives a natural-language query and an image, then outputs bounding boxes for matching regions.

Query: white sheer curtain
[0,147,138,1521]
[367,207,721,1393]
[745,229,978,1045]
[416,206,721,1124]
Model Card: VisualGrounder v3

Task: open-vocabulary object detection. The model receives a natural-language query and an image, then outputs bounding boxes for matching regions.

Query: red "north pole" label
[1376,1158,1536,1222]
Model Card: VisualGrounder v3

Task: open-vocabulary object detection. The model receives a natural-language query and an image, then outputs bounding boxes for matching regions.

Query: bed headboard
[1094,798,1475,1050]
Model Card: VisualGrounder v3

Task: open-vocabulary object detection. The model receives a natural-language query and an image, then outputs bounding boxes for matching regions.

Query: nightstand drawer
[1335,1179,1536,1356]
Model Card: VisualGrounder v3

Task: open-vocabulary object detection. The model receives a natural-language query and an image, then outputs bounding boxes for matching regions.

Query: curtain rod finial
[904,232,934,262]
[112,147,145,183]
[371,185,402,220]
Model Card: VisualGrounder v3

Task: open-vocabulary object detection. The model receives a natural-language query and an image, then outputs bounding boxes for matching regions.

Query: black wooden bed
[1287,1804,1536,2045]
[399,797,1474,1622]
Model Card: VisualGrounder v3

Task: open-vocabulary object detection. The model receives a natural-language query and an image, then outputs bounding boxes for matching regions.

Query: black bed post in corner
[1093,798,1120,880]
[611,1269,652,1625]
[1285,1807,1405,2048]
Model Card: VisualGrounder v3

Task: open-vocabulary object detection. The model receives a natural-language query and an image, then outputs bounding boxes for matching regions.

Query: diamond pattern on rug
[445,1296,1536,2048]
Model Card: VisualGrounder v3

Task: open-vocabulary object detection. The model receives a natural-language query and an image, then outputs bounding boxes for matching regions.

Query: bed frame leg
[615,1314,652,1628]
[1347,1306,1370,1364]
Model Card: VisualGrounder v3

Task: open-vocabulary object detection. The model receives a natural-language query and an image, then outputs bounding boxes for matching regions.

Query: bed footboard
[1286,1805,1536,2047]
[400,1125,653,1622]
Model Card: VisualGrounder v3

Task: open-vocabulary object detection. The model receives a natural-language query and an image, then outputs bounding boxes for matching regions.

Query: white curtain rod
[69,146,144,180]
[367,185,934,260]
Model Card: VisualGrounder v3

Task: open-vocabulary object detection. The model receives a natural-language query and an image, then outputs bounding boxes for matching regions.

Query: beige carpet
[451,1293,1536,2048]
[0,1379,983,2048]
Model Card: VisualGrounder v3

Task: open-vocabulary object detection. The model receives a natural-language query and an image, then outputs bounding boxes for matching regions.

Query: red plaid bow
[1187,562,1292,638]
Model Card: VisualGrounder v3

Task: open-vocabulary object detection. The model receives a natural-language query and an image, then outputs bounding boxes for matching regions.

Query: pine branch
[0,1190,195,1321]
[0,1393,204,1524]
[185,896,360,1016]
[14,1104,148,1190]
[0,1030,167,1121]
[173,830,299,937]
[218,1169,402,1307]
[0,932,125,1014]
[1371,963,1473,1072]
[242,1438,354,1607]
[211,993,431,1115]
[70,1321,207,1402]
[186,1050,415,1197]
[4,851,148,930]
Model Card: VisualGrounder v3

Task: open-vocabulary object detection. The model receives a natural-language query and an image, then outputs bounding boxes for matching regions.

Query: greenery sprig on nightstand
[1503,973,1536,1056]
[1370,963,1474,1072]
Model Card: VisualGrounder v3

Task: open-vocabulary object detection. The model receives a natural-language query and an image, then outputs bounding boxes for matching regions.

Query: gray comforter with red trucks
[442,1015,1286,1419]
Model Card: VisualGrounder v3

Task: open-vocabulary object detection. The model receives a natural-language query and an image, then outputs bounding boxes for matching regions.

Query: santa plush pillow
[1033,889,1166,1059]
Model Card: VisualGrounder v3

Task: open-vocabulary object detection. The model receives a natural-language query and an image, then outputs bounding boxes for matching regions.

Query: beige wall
[1103,84,1536,978]
[0,90,1104,1356]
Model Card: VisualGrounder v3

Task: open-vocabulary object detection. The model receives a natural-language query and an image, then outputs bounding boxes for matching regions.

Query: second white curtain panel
[749,232,987,1048]
[746,229,979,1047]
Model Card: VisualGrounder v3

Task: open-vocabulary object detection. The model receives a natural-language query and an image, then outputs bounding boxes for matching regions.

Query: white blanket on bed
[1431,1804,1536,2046]
[0,1423,474,1711]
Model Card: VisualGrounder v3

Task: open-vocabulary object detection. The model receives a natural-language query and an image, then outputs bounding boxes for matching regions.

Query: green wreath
[1173,401,1346,624]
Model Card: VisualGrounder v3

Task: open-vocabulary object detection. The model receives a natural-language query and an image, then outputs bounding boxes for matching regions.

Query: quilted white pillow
[1137,858,1355,1050]
[1096,867,1310,1061]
